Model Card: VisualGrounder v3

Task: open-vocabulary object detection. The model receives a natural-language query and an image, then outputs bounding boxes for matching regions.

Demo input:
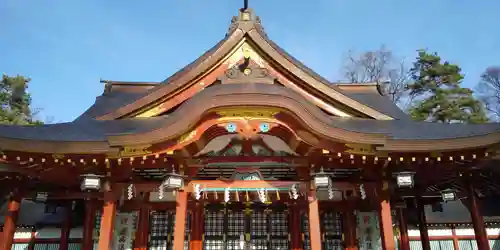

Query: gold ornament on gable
[119,145,152,157]
[215,107,280,120]
[345,144,376,155]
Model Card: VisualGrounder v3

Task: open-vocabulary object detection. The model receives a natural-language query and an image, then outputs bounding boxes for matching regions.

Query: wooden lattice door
[148,210,191,250]
[321,212,343,250]
[203,204,289,250]
[302,212,344,250]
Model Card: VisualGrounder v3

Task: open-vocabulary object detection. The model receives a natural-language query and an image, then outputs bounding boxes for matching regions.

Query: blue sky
[1,0,499,122]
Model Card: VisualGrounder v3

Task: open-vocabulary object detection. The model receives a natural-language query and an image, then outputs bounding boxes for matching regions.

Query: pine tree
[0,74,42,125]
[407,50,488,124]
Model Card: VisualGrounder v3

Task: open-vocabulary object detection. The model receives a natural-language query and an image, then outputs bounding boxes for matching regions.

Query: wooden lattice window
[321,211,343,250]
[33,244,60,250]
[203,205,289,250]
[269,211,289,249]
[149,211,190,250]
[93,211,102,245]
[302,214,311,250]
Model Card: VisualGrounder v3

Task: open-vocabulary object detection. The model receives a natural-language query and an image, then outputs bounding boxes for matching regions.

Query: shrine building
[1,6,500,250]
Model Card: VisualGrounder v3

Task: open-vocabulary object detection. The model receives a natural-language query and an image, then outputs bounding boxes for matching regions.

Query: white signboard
[357,212,382,250]
[112,212,138,250]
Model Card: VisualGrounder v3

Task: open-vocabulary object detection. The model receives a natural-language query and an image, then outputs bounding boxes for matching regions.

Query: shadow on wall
[0,199,67,225]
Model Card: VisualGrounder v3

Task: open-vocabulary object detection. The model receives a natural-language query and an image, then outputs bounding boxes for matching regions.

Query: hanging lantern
[395,172,415,188]
[161,169,185,190]
[311,167,332,189]
[440,189,457,202]
[80,174,102,191]
[35,192,48,202]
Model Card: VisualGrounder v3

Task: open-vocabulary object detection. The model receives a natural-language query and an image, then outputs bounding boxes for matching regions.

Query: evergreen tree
[0,74,42,125]
[407,50,488,123]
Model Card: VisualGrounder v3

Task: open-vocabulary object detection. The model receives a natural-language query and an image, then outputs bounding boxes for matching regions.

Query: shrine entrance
[203,203,289,250]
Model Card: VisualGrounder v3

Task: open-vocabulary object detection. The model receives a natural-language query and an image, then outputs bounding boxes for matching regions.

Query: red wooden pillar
[134,203,151,250]
[290,204,302,250]
[173,191,188,250]
[82,200,96,250]
[190,202,204,250]
[378,181,395,250]
[417,198,431,250]
[98,192,117,250]
[397,208,410,250]
[308,190,322,250]
[466,176,490,250]
[59,202,73,250]
[0,194,21,250]
[343,209,358,250]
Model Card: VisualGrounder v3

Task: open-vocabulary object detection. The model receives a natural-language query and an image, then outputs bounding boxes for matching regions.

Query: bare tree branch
[340,45,411,107]
[476,66,500,121]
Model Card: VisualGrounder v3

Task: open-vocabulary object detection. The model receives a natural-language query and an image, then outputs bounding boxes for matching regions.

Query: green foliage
[407,50,488,124]
[0,74,42,125]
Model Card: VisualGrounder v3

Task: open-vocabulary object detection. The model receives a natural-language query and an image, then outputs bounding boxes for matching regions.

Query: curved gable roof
[90,8,393,121]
